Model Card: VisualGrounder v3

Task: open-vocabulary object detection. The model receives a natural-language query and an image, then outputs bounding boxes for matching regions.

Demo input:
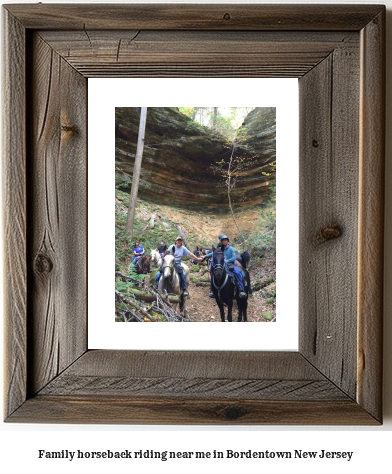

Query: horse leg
[243,299,248,322]
[237,304,242,322]
[216,299,225,322]
[227,299,233,322]
[180,293,187,317]
[237,299,248,322]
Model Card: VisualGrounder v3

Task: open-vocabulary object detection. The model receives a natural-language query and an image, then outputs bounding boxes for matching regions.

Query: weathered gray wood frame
[2,4,385,424]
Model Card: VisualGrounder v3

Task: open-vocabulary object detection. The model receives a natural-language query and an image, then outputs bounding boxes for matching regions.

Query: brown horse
[134,255,151,275]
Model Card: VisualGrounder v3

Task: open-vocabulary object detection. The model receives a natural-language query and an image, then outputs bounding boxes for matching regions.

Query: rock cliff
[115,107,275,211]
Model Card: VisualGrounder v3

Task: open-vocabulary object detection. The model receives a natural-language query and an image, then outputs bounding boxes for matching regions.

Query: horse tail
[241,251,251,269]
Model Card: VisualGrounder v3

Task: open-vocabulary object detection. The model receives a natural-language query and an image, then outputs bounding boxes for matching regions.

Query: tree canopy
[178,107,255,141]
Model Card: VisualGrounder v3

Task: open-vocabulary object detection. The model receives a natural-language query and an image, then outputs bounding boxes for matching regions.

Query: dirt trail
[185,281,275,322]
[184,257,275,322]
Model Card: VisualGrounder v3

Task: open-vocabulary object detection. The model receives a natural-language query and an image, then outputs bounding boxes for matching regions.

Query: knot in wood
[61,124,78,134]
[312,139,319,148]
[223,13,231,21]
[223,405,243,420]
[315,225,342,245]
[34,253,53,274]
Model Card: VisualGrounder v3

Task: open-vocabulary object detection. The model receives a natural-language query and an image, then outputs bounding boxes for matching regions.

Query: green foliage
[128,263,148,283]
[262,312,274,321]
[178,107,255,142]
[115,190,180,272]
[235,207,276,257]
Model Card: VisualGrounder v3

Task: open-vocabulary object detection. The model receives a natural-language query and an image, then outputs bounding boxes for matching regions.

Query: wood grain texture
[37,351,347,400]
[53,350,325,379]
[2,10,27,419]
[357,9,385,422]
[4,4,384,30]
[2,4,385,425]
[38,30,358,78]
[9,396,379,425]
[27,33,87,395]
[299,42,360,399]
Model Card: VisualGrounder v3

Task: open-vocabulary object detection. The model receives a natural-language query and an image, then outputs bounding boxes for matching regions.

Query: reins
[211,253,229,292]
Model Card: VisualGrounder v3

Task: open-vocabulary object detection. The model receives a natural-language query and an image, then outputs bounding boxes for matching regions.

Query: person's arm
[201,251,213,260]
[188,251,201,261]
[183,247,200,261]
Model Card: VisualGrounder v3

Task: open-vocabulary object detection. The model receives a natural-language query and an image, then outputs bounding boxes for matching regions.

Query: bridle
[211,252,229,291]
[161,256,176,292]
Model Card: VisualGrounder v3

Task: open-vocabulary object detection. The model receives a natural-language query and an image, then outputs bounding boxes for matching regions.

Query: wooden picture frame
[3,4,385,424]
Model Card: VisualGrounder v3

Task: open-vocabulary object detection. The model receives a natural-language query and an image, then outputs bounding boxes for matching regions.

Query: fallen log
[130,288,181,304]
[115,271,181,303]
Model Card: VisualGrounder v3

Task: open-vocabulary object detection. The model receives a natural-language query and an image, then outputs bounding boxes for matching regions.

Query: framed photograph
[89,79,298,351]
[3,4,385,424]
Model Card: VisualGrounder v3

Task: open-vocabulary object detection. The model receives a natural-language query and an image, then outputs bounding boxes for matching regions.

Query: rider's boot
[208,281,214,298]
[235,278,247,299]
[153,271,161,290]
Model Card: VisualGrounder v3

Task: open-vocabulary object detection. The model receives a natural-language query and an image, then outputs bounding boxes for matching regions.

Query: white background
[88,78,299,350]
[1,0,391,473]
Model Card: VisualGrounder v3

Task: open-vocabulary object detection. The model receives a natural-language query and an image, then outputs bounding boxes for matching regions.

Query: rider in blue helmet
[202,235,247,299]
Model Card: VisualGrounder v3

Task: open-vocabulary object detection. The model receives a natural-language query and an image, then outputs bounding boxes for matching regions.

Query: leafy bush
[236,207,276,258]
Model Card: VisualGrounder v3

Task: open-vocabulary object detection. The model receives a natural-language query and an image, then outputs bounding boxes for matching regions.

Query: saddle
[174,263,184,275]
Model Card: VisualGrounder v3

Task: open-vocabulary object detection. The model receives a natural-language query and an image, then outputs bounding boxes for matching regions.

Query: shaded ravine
[115,107,276,210]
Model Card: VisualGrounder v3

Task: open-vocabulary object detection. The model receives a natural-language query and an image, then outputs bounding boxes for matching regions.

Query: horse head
[150,249,159,265]
[211,248,225,282]
[162,254,175,281]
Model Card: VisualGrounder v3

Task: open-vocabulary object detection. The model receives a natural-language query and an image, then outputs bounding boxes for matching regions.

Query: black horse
[210,247,250,322]
[192,246,203,264]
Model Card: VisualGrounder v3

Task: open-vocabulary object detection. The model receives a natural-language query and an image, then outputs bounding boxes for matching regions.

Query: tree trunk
[126,107,147,237]
[212,107,218,127]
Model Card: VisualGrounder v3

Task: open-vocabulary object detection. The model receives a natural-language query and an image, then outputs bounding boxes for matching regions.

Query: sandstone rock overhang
[115,107,276,211]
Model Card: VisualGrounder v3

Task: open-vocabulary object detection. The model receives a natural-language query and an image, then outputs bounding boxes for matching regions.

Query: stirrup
[183,290,189,297]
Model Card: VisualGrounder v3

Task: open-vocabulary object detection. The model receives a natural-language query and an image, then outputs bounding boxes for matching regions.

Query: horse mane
[162,253,174,265]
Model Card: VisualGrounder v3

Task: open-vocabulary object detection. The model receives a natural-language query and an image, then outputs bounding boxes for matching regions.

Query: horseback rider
[201,235,247,299]
[157,241,167,257]
[153,236,201,297]
[132,240,145,265]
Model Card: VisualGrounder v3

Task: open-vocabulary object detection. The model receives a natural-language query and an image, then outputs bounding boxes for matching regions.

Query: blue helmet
[220,235,229,241]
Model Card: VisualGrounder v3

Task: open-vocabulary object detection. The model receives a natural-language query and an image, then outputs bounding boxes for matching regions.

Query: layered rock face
[115,107,275,211]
